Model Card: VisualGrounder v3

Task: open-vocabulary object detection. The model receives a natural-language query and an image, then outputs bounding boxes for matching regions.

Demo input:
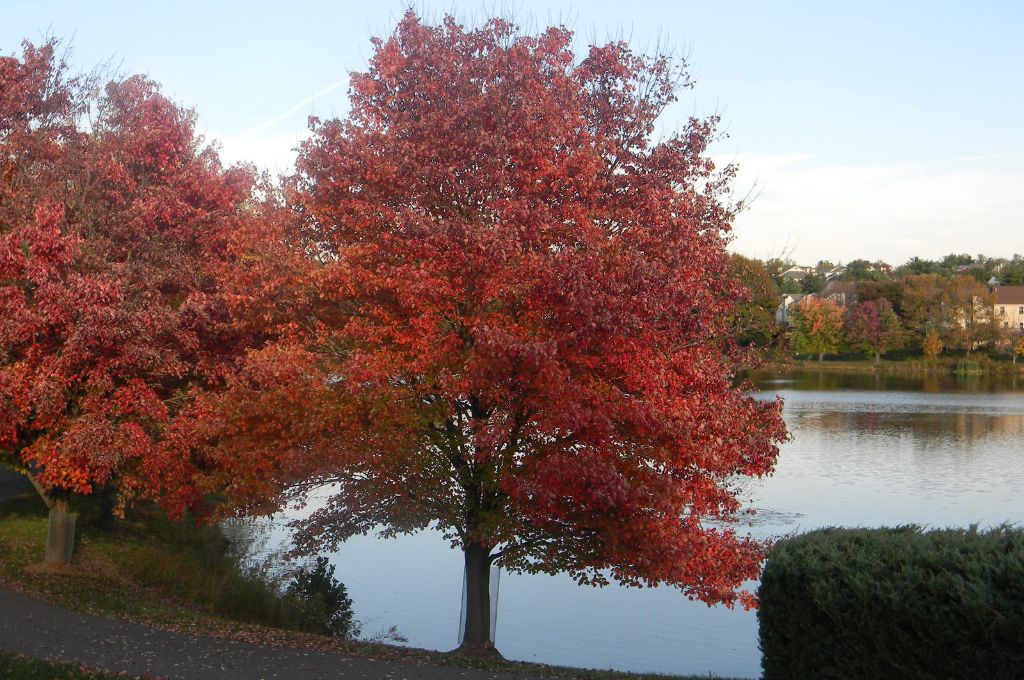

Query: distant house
[781,266,814,282]
[823,266,846,281]
[956,262,987,274]
[775,293,806,325]
[994,285,1024,332]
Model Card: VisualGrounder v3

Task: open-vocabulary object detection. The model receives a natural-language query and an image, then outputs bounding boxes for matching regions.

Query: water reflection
[271,370,1023,679]
[796,406,1024,439]
[750,368,1021,394]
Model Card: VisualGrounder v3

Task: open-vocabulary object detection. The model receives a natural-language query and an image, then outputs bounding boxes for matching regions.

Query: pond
[263,370,1024,679]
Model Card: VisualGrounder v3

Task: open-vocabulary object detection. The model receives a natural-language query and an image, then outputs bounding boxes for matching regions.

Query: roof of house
[994,286,1024,305]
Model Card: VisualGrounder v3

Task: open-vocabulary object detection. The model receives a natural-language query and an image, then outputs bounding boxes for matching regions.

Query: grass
[0,652,132,679]
[0,490,747,680]
[0,491,328,633]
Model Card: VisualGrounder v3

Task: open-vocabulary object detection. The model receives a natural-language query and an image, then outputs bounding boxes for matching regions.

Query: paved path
[0,585,541,679]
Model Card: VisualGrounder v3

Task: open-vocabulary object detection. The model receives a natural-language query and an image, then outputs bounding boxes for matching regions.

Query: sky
[4,0,1023,265]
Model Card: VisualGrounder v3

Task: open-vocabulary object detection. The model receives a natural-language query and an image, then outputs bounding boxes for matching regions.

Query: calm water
[267,371,1024,679]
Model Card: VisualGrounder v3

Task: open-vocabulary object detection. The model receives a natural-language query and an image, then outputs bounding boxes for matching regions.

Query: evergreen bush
[286,556,360,638]
[758,525,1024,679]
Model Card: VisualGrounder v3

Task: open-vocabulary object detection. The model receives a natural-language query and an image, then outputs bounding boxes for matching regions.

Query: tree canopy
[195,12,786,652]
[846,299,902,364]
[789,297,844,361]
[0,41,251,560]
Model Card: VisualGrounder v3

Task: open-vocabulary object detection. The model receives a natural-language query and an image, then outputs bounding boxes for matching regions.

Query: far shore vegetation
[731,252,1024,372]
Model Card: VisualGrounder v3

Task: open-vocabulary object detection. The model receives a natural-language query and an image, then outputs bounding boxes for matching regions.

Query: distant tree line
[729,253,1024,364]
[763,253,1024,295]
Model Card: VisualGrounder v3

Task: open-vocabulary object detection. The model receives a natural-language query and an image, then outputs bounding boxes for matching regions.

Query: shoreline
[759,357,1024,377]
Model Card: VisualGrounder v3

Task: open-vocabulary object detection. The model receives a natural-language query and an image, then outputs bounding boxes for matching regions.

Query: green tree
[729,254,779,346]
[842,259,891,282]
[896,257,941,277]
[998,255,1024,285]
[790,298,845,361]
[800,272,826,294]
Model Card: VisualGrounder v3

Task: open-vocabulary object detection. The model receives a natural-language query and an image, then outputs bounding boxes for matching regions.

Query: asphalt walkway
[0,585,541,679]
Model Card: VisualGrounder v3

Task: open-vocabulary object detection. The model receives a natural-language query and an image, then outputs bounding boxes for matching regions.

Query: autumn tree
[200,13,786,655]
[900,273,950,346]
[1011,333,1024,366]
[789,297,844,361]
[942,276,997,351]
[903,274,997,352]
[0,41,251,564]
[855,279,902,316]
[922,328,943,361]
[845,299,902,364]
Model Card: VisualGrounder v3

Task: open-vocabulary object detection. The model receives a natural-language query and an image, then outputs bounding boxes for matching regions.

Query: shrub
[286,556,360,638]
[758,525,1024,680]
[121,513,358,636]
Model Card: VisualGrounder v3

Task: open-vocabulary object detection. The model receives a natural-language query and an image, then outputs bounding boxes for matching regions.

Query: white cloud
[213,131,309,177]
[728,154,1024,264]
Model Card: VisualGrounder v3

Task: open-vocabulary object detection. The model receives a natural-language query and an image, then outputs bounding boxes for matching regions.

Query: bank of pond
[765,352,1024,378]
[2,488,1021,680]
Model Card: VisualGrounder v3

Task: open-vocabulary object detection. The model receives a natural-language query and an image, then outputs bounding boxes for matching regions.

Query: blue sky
[4,0,1023,264]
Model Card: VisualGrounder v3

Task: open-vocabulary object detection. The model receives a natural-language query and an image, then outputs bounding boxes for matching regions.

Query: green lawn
[0,652,130,679]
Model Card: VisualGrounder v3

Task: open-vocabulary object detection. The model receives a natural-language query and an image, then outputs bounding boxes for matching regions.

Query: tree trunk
[44,496,77,566]
[874,351,881,365]
[97,481,117,528]
[457,541,499,656]
[818,352,824,362]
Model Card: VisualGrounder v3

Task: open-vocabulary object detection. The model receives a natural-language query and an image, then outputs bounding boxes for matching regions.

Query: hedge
[758,525,1024,679]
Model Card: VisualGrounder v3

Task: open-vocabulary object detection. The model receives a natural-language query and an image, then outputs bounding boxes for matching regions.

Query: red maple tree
[203,13,786,653]
[0,41,252,564]
[845,298,903,364]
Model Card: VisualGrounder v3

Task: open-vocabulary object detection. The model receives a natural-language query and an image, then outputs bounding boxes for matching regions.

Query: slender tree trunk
[457,541,499,656]
[818,352,823,362]
[874,350,881,365]
[97,481,117,528]
[44,496,77,566]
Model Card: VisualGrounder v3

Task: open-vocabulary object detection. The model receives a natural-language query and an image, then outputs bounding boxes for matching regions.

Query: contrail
[244,79,349,136]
